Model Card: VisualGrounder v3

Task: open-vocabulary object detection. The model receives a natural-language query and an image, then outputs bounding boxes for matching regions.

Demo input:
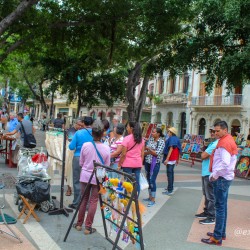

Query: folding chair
[0,174,22,242]
[17,195,40,224]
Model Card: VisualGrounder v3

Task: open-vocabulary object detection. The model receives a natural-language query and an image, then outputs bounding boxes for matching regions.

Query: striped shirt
[110,136,124,163]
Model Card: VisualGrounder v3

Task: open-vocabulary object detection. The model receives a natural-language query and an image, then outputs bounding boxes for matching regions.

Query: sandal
[84,227,97,235]
[66,188,72,196]
[73,223,82,231]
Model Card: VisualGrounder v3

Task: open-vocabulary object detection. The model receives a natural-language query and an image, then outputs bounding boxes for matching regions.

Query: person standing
[53,113,65,129]
[118,121,145,195]
[73,120,110,234]
[195,127,218,225]
[110,123,125,178]
[144,128,165,207]
[23,111,30,121]
[201,121,238,246]
[68,116,93,209]
[162,127,182,195]
[4,113,35,147]
[8,112,19,132]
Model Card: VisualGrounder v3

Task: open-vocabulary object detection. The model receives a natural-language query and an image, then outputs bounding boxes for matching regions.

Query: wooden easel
[17,195,40,224]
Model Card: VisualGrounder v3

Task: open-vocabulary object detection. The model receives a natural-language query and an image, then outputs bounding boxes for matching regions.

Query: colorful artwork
[183,143,190,153]
[182,153,190,160]
[235,156,250,178]
[235,133,244,146]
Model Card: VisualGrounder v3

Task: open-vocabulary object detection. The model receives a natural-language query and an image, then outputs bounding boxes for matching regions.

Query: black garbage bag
[16,180,50,203]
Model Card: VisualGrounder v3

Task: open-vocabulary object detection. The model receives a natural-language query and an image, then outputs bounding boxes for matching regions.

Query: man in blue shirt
[8,112,19,132]
[195,127,218,225]
[68,116,93,209]
[23,110,30,121]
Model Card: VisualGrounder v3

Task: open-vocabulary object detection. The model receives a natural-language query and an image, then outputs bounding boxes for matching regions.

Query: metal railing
[191,94,243,106]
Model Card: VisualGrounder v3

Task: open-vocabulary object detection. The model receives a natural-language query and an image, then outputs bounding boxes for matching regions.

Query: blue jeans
[213,177,232,240]
[166,164,175,192]
[145,162,160,197]
[122,167,141,195]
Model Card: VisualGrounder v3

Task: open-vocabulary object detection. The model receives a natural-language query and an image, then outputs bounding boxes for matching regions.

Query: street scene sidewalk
[0,130,250,250]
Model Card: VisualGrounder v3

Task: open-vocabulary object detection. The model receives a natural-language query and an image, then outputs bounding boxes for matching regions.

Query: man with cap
[68,116,93,209]
[162,127,182,195]
[195,126,218,225]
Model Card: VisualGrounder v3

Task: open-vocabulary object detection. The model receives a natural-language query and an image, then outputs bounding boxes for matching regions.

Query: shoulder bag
[20,122,36,148]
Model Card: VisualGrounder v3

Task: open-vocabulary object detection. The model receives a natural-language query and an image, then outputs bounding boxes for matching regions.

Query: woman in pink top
[118,121,145,194]
[73,120,110,235]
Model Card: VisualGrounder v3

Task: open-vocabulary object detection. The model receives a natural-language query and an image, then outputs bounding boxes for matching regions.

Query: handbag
[139,173,149,191]
[20,122,36,148]
[91,141,106,181]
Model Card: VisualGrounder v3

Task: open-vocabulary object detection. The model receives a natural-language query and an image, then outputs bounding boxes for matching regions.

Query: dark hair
[57,113,62,119]
[129,121,142,144]
[92,120,104,140]
[84,116,93,126]
[247,134,250,140]
[154,128,164,137]
[17,113,24,119]
[116,123,125,135]
[214,121,228,130]
[102,119,110,131]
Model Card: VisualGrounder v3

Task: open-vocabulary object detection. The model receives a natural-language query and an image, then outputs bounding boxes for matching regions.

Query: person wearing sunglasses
[195,127,218,225]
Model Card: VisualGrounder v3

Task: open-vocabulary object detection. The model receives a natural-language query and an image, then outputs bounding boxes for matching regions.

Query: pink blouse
[121,134,144,168]
[79,142,110,185]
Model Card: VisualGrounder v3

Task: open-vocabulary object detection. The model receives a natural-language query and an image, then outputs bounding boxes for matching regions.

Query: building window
[183,74,189,94]
[155,112,162,123]
[198,118,206,136]
[180,112,187,138]
[167,112,173,127]
[169,78,176,94]
[158,78,164,94]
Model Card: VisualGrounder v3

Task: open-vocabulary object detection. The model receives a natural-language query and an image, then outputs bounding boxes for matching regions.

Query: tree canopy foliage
[0,0,249,118]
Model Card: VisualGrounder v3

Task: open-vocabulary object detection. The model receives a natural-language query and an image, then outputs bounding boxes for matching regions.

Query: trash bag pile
[16,179,50,204]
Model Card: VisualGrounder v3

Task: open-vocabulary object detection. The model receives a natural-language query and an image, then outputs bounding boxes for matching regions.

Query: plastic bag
[139,173,149,191]
[16,180,50,203]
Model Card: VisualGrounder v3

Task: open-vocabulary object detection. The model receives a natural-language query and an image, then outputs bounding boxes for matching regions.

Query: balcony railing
[191,94,243,106]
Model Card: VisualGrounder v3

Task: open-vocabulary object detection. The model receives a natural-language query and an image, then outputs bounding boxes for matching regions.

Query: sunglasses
[210,130,216,134]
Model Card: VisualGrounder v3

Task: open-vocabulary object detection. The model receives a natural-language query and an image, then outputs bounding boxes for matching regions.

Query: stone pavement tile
[0,225,36,250]
[187,198,250,249]
[156,172,201,183]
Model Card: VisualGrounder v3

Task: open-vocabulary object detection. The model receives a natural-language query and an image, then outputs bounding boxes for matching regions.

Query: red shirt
[169,147,179,161]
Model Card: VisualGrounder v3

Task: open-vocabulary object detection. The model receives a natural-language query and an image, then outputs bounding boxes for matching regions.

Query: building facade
[152,69,250,139]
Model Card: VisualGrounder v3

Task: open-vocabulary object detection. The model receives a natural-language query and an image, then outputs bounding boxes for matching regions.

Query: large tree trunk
[0,0,39,36]
[24,74,48,113]
[126,58,151,122]
[135,74,149,122]
[126,62,142,121]
[50,91,54,119]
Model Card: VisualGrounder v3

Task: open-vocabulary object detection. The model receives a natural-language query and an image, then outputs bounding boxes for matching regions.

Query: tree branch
[0,0,39,36]
[0,40,24,63]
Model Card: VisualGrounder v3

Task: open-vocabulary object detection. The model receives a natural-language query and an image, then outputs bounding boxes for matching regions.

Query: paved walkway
[0,130,250,250]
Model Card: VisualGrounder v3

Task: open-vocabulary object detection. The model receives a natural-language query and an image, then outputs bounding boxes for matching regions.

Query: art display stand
[46,127,73,217]
[181,134,204,166]
[64,162,144,250]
